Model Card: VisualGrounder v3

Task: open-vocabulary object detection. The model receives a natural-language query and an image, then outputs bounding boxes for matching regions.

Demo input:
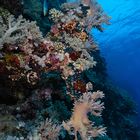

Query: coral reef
[0,0,109,139]
[0,0,138,140]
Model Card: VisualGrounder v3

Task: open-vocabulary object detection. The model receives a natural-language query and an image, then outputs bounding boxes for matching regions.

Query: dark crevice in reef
[0,0,23,16]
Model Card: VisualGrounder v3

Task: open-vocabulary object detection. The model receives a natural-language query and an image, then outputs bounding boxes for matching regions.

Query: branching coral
[63,91,106,140]
[61,0,110,31]
[73,58,95,71]
[38,118,61,140]
[49,8,64,22]
[73,49,97,71]
[63,33,85,51]
[0,14,42,47]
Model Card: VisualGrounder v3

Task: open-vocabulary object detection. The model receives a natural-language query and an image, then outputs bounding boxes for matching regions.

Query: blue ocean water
[93,0,140,117]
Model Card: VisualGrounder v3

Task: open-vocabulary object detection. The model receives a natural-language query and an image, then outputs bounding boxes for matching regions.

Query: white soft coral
[63,91,106,140]
[0,15,42,47]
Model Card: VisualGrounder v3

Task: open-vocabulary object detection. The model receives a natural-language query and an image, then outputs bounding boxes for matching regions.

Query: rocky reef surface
[0,0,139,140]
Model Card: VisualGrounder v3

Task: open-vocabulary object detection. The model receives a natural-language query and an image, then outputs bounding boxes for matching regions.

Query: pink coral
[51,25,60,35]
[63,91,106,140]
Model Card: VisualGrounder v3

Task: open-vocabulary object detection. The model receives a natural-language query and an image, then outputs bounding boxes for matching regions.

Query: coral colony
[0,0,110,140]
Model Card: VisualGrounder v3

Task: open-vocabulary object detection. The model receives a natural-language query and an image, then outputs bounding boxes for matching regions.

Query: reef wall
[0,0,139,139]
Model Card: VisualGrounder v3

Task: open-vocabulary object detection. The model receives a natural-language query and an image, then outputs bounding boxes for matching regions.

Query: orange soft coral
[63,91,106,140]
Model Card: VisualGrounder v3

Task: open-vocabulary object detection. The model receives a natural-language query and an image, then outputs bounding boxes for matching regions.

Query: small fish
[43,0,48,16]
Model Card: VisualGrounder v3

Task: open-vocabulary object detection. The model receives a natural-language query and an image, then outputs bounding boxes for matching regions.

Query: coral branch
[0,15,42,47]
[63,91,106,140]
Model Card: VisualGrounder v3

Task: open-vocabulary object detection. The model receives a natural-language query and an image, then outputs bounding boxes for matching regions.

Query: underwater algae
[0,0,139,140]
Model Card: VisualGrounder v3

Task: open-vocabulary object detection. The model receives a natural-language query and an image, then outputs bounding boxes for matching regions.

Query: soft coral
[63,91,106,140]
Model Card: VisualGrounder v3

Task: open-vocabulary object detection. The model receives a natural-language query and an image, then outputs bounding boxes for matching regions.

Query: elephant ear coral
[63,91,106,140]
